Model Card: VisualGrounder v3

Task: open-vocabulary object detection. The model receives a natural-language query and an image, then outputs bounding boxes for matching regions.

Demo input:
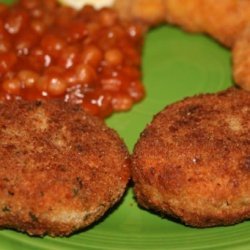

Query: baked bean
[85,22,99,37]
[112,93,133,111]
[101,77,122,91]
[75,64,97,85]
[58,45,80,69]
[2,78,21,95]
[30,7,43,19]
[46,74,67,96]
[109,25,126,41]
[4,9,29,35]
[98,8,118,27]
[82,99,100,117]
[127,23,147,42]
[31,19,46,34]
[127,80,145,102]
[104,48,124,66]
[123,46,141,66]
[0,52,17,74]
[65,21,87,42]
[17,70,39,88]
[0,37,12,52]
[41,33,66,58]
[0,0,145,118]
[63,69,78,86]
[15,28,38,55]
[28,47,46,71]
[83,89,113,118]
[121,66,141,80]
[80,45,103,68]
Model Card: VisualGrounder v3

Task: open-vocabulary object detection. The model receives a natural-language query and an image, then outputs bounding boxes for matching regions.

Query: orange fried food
[0,100,130,236]
[132,88,250,227]
[164,0,250,48]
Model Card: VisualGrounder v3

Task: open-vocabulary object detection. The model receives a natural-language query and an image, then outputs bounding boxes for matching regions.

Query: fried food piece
[132,88,250,227]
[164,0,250,48]
[0,100,130,236]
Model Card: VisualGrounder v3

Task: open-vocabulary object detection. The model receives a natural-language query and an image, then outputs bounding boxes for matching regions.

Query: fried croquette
[132,88,250,227]
[164,0,250,48]
[0,100,130,236]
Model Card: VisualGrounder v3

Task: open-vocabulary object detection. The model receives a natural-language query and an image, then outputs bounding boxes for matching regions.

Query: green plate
[2,1,248,249]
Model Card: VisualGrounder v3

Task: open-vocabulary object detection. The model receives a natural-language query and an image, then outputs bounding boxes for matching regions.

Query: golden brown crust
[0,100,130,236]
[132,88,250,227]
[164,0,250,48]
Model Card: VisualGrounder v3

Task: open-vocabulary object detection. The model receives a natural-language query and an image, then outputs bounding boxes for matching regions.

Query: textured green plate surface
[2,1,248,249]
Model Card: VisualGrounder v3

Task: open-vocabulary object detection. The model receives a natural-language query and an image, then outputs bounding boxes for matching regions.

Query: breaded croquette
[0,100,130,236]
[132,88,250,227]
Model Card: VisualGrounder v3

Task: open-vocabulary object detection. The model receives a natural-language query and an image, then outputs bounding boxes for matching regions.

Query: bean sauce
[0,0,146,118]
